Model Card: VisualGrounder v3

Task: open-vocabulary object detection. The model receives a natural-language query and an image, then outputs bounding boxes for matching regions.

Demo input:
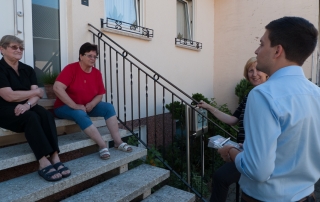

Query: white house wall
[214,0,319,111]
[63,0,215,119]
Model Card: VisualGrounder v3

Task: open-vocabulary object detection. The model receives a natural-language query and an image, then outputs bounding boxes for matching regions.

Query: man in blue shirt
[218,17,320,201]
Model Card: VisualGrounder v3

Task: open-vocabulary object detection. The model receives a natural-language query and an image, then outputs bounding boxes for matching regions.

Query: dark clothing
[0,58,38,106]
[0,105,59,160]
[232,95,248,144]
[0,58,59,160]
[210,96,248,202]
[210,162,241,202]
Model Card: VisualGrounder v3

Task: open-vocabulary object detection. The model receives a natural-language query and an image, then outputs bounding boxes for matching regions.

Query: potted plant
[41,72,58,99]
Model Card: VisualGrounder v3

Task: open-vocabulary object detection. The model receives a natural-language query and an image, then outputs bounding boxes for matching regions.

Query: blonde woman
[198,57,268,202]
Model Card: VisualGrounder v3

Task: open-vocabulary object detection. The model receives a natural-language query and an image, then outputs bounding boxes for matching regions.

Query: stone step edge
[0,117,105,137]
[61,164,170,202]
[0,146,147,202]
[142,185,196,202]
[37,99,55,109]
[0,126,131,171]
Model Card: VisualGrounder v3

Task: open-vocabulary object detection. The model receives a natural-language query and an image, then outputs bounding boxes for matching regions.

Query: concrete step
[0,117,106,137]
[0,126,129,171]
[142,185,196,202]
[0,146,147,202]
[61,164,170,202]
[37,99,55,109]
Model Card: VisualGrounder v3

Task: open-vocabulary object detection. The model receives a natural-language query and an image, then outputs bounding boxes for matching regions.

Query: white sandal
[116,143,132,152]
[99,148,110,160]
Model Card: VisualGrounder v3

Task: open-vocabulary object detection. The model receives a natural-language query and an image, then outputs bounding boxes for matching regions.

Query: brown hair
[0,35,24,56]
[78,42,98,61]
[266,17,318,66]
[0,35,24,48]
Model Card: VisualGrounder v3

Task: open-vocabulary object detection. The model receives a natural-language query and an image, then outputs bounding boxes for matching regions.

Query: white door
[0,0,34,65]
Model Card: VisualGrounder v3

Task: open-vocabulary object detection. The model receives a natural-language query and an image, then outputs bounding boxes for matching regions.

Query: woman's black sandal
[38,165,62,182]
[52,162,71,178]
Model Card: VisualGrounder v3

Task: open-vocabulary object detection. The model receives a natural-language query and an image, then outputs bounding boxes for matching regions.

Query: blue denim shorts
[54,102,116,130]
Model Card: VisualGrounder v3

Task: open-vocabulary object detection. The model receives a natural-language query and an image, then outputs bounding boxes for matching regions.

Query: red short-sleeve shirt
[53,62,106,108]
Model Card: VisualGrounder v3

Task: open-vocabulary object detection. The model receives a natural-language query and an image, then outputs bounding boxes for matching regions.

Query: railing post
[185,105,191,188]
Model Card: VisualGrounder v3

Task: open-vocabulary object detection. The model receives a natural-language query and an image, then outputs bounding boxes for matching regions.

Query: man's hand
[218,145,234,162]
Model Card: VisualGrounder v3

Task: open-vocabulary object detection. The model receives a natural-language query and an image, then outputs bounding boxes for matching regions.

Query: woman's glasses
[84,54,98,60]
[8,45,24,51]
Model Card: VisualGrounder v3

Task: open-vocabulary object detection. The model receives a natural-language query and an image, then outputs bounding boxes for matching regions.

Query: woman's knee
[213,170,225,183]
[34,106,54,120]
[92,102,116,119]
[23,111,42,127]
[70,110,92,130]
[55,106,86,120]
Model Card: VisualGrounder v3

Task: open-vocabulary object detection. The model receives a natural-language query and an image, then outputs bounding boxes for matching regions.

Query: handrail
[89,24,197,104]
[88,23,238,139]
[88,23,238,201]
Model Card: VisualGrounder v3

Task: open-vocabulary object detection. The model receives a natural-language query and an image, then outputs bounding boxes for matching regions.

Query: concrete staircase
[0,99,195,202]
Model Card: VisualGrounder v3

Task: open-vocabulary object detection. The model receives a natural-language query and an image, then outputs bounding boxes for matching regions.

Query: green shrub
[41,72,59,85]
[191,93,211,105]
[165,101,185,121]
[235,78,253,104]
[143,93,237,199]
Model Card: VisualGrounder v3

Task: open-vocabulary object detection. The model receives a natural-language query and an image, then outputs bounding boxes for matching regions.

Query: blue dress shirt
[235,66,320,201]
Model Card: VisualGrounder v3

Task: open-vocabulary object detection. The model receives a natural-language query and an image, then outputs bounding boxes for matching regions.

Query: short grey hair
[0,35,24,48]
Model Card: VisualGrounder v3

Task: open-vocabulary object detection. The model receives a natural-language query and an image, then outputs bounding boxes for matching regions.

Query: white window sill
[101,27,152,41]
[175,44,201,51]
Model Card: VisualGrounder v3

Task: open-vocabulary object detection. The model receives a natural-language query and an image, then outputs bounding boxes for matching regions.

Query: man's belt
[241,191,315,202]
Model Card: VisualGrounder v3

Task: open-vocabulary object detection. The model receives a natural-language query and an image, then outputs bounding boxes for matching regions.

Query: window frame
[177,0,193,40]
[102,0,151,40]
[104,0,142,27]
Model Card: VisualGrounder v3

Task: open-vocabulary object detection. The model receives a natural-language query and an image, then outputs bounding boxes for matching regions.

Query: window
[105,0,140,26]
[103,0,153,40]
[32,0,61,86]
[177,0,193,40]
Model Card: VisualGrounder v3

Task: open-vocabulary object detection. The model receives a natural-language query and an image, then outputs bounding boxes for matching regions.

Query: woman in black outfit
[0,35,70,182]
[198,57,268,202]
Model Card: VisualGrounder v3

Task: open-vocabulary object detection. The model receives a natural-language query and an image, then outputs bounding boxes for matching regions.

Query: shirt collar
[268,66,305,81]
[0,57,26,70]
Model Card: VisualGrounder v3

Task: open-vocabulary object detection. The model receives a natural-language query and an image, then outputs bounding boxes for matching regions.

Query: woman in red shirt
[53,42,132,160]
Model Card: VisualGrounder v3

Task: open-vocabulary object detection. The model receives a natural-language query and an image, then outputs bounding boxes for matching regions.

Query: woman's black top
[232,95,248,143]
[0,58,37,107]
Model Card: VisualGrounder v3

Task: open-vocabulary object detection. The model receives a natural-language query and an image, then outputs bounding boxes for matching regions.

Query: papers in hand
[208,135,242,150]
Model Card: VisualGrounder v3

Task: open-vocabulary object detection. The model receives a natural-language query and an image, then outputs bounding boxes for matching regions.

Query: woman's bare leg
[106,116,132,151]
[83,124,107,150]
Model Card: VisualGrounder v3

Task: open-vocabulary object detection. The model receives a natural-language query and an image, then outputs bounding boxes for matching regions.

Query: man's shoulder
[251,76,320,100]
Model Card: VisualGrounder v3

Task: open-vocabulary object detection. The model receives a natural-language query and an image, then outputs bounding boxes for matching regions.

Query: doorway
[32,0,61,86]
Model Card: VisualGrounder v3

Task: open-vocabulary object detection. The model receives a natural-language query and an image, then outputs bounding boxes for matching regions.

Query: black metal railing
[89,23,237,201]
[175,37,202,50]
[101,18,154,38]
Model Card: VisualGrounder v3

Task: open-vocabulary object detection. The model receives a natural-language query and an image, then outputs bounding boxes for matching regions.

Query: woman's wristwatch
[26,102,31,109]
